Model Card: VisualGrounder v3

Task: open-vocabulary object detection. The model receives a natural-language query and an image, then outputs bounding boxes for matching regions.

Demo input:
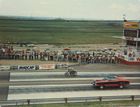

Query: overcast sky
[0,0,140,20]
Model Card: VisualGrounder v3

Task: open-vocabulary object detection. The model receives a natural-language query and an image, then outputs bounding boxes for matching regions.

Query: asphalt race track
[9,83,140,94]
[0,72,10,100]
[0,71,140,102]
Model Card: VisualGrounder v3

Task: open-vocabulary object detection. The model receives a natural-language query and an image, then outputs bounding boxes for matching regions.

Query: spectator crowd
[0,44,120,64]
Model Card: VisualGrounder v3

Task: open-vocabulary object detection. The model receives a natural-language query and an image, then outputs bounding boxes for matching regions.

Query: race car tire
[119,85,124,89]
[100,86,104,89]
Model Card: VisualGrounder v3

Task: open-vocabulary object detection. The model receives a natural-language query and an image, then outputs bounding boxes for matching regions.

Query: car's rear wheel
[119,82,124,89]
[64,72,70,77]
[100,86,104,89]
[119,85,124,89]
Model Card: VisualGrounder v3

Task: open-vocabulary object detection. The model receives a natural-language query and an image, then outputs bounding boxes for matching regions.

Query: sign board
[18,65,36,70]
[56,63,68,69]
[39,64,55,70]
[0,65,10,71]
[124,22,139,29]
[125,37,134,41]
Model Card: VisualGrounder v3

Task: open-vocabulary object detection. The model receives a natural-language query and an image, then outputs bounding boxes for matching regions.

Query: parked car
[92,75,130,89]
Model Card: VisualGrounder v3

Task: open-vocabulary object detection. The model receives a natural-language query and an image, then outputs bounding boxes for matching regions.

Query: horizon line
[0,15,139,21]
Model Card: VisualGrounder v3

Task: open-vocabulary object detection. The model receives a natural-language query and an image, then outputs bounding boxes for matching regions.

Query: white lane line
[10,77,140,82]
[8,89,140,100]
[9,83,140,89]
[9,84,90,88]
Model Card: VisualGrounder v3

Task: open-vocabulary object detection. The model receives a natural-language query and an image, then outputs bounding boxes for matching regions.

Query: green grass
[14,100,140,107]
[0,19,123,44]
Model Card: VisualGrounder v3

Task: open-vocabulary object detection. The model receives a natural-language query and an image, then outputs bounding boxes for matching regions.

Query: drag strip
[10,74,140,79]
[2,71,139,101]
[0,72,10,100]
[10,71,140,80]
[10,77,140,82]
[10,72,140,81]
[8,83,140,94]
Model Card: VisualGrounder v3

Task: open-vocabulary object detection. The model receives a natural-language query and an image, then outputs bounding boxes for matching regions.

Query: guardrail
[0,95,140,106]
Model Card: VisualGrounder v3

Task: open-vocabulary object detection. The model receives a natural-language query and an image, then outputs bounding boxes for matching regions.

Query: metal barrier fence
[0,95,140,106]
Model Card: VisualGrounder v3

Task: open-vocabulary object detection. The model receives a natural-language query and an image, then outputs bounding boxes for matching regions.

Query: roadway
[10,71,140,79]
[9,71,140,85]
[9,83,140,94]
[0,72,10,100]
[0,70,140,103]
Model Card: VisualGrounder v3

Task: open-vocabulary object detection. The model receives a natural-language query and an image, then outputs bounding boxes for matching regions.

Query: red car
[92,75,130,89]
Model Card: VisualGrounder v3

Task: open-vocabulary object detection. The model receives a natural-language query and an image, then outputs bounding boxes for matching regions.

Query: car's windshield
[103,76,116,80]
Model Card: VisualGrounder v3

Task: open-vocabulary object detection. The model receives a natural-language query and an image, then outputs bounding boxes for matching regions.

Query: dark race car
[92,75,130,89]
[64,68,77,77]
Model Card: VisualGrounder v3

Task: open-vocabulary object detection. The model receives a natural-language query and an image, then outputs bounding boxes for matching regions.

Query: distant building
[116,21,140,65]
